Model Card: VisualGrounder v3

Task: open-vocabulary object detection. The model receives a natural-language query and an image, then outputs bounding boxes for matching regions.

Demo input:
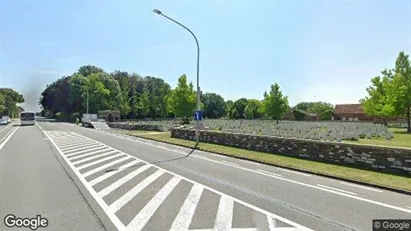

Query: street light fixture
[153,8,203,144]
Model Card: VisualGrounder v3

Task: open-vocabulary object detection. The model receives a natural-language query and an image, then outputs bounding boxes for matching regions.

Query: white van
[20,112,35,126]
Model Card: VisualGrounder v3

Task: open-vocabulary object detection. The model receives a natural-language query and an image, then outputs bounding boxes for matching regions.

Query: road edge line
[125,132,411,196]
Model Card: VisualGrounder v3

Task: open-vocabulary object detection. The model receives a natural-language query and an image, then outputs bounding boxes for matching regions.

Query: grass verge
[128,131,411,193]
[344,128,411,149]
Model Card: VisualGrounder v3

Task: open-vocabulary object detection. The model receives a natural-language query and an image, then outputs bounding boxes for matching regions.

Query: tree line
[39,65,336,123]
[0,88,25,118]
[360,51,411,132]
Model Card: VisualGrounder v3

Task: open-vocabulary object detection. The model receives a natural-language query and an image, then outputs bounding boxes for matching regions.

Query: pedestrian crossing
[44,130,313,231]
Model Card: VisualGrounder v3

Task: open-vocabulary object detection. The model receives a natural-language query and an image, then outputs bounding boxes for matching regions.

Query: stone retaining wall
[171,128,411,176]
[107,122,170,132]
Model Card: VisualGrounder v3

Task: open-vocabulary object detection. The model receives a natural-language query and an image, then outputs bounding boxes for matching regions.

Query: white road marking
[89,159,140,186]
[214,195,234,230]
[272,168,311,177]
[339,181,383,193]
[98,164,152,198]
[195,154,210,160]
[82,156,131,178]
[221,160,240,167]
[60,142,99,151]
[109,170,165,213]
[37,125,313,230]
[0,127,18,152]
[80,127,411,214]
[239,159,261,166]
[36,124,128,231]
[72,151,118,165]
[77,153,123,170]
[170,184,204,230]
[66,146,110,158]
[58,141,95,149]
[317,184,357,195]
[62,144,102,153]
[267,215,275,231]
[126,176,182,230]
[68,148,113,160]
[257,169,282,177]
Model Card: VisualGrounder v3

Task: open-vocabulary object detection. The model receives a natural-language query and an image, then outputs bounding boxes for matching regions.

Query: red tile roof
[334,104,365,115]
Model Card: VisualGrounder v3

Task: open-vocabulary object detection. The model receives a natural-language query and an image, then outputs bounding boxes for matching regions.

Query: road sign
[194,111,203,121]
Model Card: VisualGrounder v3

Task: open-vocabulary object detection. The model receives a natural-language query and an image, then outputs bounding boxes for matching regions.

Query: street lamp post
[153,9,203,143]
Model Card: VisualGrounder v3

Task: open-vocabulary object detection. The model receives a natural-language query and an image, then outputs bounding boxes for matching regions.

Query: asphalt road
[1,120,411,231]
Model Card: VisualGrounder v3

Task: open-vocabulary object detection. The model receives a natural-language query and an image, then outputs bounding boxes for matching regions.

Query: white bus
[20,112,35,126]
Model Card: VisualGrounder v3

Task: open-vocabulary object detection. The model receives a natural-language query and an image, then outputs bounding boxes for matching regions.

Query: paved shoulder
[0,125,106,231]
[41,128,313,231]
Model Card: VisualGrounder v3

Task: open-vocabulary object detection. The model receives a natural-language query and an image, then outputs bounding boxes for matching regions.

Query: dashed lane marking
[316,184,357,196]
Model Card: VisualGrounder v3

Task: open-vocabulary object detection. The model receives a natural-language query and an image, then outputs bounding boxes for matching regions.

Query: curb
[129,134,411,196]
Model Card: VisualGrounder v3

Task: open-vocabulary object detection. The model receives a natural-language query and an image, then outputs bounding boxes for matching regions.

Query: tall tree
[0,88,24,117]
[202,92,226,119]
[111,70,131,118]
[295,101,334,120]
[389,52,411,132]
[261,83,289,124]
[138,88,150,119]
[360,70,395,125]
[144,76,171,119]
[229,98,248,119]
[166,74,196,122]
[244,99,263,119]
[225,100,234,117]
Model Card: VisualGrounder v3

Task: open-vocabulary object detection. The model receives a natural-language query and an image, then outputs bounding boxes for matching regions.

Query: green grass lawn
[127,131,411,192]
[344,128,411,149]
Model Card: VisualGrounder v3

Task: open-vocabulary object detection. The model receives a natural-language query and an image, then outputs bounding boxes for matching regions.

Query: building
[332,104,370,121]
[332,104,406,123]
[97,110,121,122]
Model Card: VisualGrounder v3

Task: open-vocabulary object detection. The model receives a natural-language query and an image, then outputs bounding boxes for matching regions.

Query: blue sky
[0,0,410,112]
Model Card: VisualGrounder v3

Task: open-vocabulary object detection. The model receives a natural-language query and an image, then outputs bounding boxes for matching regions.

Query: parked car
[2,116,11,124]
[0,118,8,125]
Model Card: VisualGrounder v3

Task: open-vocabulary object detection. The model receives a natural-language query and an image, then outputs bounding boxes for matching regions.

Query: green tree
[225,100,234,117]
[244,99,263,119]
[229,98,248,119]
[111,70,131,118]
[389,52,411,132]
[294,101,334,120]
[261,83,289,124]
[144,76,171,119]
[166,74,196,121]
[202,92,226,118]
[0,88,25,117]
[138,88,150,118]
[360,70,395,125]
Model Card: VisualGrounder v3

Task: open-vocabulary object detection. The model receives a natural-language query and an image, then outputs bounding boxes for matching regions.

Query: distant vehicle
[0,118,8,125]
[20,112,35,126]
[2,116,11,124]
[81,114,98,127]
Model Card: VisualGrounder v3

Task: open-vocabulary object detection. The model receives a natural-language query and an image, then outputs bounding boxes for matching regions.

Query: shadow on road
[103,142,199,173]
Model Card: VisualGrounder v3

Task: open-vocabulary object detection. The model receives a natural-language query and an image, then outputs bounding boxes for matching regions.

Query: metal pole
[87,89,89,114]
[153,9,202,144]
